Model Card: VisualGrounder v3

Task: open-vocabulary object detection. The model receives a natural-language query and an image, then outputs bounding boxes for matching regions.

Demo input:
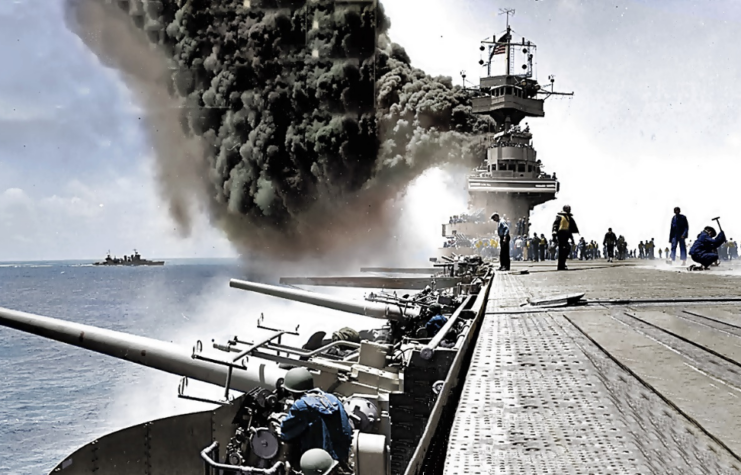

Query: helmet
[332,327,360,343]
[300,449,337,475]
[283,368,314,394]
[429,304,442,315]
[705,226,717,237]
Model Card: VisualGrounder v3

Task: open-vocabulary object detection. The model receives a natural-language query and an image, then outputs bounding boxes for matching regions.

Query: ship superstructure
[7,5,741,475]
[442,11,572,251]
[93,250,165,266]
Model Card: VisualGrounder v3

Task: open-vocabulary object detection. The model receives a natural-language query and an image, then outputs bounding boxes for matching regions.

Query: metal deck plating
[445,261,741,474]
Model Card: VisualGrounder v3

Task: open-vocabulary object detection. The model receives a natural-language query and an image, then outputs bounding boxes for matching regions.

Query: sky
[1,0,740,261]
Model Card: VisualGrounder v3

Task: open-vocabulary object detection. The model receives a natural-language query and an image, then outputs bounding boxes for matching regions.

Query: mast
[441,10,574,247]
[501,8,514,77]
[505,23,511,76]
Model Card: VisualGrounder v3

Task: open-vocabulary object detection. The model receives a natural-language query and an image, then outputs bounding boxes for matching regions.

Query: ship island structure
[441,16,570,255]
[3,5,741,475]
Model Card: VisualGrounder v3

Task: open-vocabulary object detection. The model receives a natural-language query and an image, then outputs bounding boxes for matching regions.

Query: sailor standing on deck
[491,213,511,271]
[539,234,548,261]
[552,205,580,271]
[531,232,541,262]
[603,228,617,263]
[669,207,689,265]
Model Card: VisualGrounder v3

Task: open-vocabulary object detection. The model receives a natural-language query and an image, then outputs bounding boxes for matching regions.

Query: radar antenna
[499,8,515,28]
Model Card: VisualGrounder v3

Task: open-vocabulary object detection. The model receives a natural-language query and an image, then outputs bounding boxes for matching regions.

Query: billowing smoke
[65,0,493,260]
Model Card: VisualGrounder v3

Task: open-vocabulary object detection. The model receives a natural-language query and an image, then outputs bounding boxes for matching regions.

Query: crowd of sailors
[444,207,739,269]
[448,211,487,224]
[448,233,629,262]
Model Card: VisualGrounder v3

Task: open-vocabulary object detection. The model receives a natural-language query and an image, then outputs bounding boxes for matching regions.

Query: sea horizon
[0,256,241,266]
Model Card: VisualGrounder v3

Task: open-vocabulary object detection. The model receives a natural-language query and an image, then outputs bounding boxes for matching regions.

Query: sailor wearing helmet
[280,368,353,464]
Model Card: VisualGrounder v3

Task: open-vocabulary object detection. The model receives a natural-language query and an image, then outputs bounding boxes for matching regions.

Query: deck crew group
[446,206,735,272]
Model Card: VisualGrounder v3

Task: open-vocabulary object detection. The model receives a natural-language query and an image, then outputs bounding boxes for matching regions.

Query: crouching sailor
[425,304,448,338]
[280,368,353,465]
[689,226,726,269]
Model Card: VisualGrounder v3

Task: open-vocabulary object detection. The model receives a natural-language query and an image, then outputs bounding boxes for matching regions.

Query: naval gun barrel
[0,306,285,393]
[229,279,420,321]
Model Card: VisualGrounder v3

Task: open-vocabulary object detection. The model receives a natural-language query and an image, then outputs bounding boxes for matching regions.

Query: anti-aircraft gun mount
[0,262,493,475]
[272,251,490,293]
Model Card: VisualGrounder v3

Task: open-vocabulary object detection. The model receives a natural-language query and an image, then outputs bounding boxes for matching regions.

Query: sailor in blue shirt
[669,207,690,264]
[690,226,726,269]
[425,304,448,337]
[280,368,353,462]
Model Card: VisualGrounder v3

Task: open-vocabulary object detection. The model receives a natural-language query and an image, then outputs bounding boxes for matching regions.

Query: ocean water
[0,259,380,474]
[0,260,239,473]
[0,260,378,475]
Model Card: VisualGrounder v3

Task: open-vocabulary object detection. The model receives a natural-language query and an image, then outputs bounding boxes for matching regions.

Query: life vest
[558,215,570,231]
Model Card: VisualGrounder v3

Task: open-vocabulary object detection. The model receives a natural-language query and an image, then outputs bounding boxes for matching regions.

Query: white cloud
[0,97,58,122]
[384,0,483,80]
[0,187,31,205]
[0,188,36,220]
[40,194,102,219]
[4,0,741,261]
[383,0,741,249]
[0,161,237,262]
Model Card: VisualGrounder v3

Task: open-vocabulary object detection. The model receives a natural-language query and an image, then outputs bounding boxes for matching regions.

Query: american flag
[492,33,510,55]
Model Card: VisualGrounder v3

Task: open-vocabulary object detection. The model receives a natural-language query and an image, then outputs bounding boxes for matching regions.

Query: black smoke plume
[65,0,494,259]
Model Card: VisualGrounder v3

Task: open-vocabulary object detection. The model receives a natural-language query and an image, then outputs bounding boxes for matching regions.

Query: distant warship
[7,6,741,475]
[93,250,165,266]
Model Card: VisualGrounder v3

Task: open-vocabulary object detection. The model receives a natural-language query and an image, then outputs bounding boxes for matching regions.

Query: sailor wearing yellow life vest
[552,205,580,271]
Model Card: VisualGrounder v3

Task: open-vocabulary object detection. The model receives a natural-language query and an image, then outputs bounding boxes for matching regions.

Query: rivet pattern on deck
[444,271,741,474]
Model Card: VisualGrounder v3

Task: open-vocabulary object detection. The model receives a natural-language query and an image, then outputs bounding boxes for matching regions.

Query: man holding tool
[688,217,727,271]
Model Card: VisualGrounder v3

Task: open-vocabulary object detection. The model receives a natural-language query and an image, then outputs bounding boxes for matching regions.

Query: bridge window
[508,163,516,171]
[518,164,525,172]
[527,165,532,172]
